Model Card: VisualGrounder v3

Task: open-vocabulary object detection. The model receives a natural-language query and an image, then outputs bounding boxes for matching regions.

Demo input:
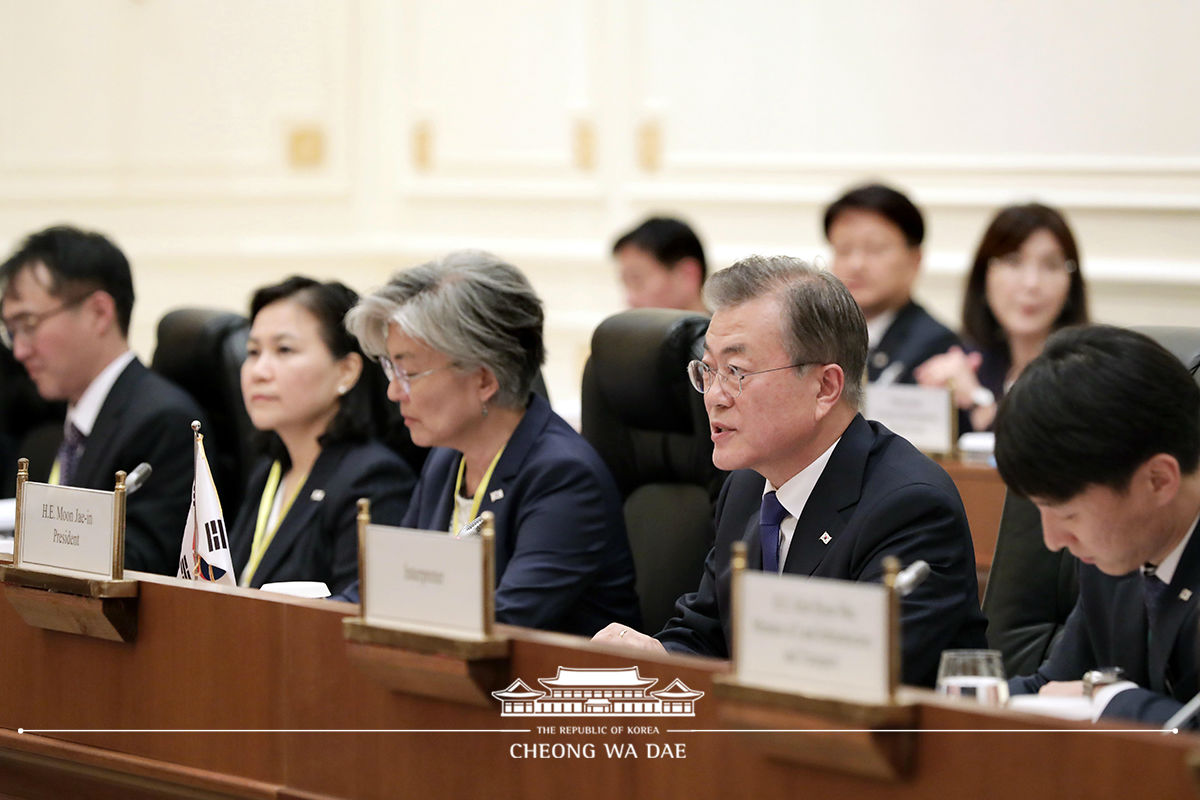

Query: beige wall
[3,0,1199,416]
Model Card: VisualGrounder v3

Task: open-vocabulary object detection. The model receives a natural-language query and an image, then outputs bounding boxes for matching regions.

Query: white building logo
[492,666,704,717]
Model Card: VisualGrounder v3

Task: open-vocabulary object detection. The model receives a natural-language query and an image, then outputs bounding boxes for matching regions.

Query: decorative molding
[662,152,1200,176]
[624,181,1200,213]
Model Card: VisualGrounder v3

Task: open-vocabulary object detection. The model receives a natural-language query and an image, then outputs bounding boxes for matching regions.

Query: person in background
[915,202,1089,431]
[0,225,202,574]
[593,255,986,687]
[231,276,415,596]
[825,182,959,384]
[612,216,708,313]
[997,325,1200,726]
[1,346,63,498]
[343,250,640,635]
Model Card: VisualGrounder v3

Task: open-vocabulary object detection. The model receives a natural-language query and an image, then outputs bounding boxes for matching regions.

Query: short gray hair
[704,255,867,408]
[345,250,545,408]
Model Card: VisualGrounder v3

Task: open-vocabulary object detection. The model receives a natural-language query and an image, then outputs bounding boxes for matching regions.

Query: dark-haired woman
[231,276,415,594]
[915,203,1089,431]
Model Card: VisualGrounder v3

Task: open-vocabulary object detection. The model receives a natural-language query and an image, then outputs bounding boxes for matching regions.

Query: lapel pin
[819,531,832,545]
[871,351,889,369]
[1180,588,1193,602]
[490,489,504,502]
[310,489,325,502]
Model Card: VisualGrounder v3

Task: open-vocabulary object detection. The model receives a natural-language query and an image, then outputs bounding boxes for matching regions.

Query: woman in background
[344,251,640,635]
[232,276,415,595]
[915,203,1089,431]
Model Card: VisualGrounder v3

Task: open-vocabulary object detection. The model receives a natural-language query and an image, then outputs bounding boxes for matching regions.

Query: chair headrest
[151,308,249,406]
[1131,326,1200,387]
[588,309,709,433]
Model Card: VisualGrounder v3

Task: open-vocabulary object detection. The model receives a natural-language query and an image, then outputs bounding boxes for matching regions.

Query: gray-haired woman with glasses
[342,250,641,636]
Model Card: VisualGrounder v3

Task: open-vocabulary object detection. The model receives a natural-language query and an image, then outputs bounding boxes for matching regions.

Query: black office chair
[983,324,1200,677]
[1132,326,1200,375]
[982,492,1080,677]
[2,346,65,492]
[581,309,726,633]
[151,308,256,521]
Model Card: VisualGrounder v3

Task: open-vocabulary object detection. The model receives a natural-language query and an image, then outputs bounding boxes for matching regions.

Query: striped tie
[55,422,86,486]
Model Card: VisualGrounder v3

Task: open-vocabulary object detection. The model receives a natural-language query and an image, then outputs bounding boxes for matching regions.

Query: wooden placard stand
[711,545,916,781]
[343,500,511,707]
[0,458,139,642]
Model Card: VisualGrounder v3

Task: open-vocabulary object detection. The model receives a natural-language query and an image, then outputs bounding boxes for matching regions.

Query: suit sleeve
[850,480,987,686]
[654,477,733,657]
[1009,600,1091,695]
[1101,688,1188,726]
[326,451,415,596]
[122,406,207,575]
[493,456,620,632]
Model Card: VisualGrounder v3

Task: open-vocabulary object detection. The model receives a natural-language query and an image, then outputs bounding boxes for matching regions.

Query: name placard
[735,571,889,704]
[362,524,487,639]
[18,482,116,578]
[864,384,955,456]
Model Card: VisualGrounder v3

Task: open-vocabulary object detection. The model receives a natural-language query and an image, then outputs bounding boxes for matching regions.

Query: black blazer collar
[247,442,349,585]
[74,358,145,487]
[1149,515,1200,688]
[780,413,872,575]
[429,394,551,532]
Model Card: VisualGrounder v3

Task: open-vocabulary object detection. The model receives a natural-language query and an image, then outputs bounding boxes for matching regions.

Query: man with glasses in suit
[594,254,986,687]
[0,225,205,574]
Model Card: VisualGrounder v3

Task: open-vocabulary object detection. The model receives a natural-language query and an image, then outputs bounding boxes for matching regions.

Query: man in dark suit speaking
[0,225,205,575]
[594,255,987,687]
[999,326,1200,725]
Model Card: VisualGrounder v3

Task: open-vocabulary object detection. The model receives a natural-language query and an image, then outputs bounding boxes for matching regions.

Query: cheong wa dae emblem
[492,667,704,717]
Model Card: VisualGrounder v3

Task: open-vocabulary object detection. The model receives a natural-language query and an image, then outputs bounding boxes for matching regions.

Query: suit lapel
[1148,519,1200,692]
[74,359,141,488]
[867,302,916,380]
[250,446,340,585]
[474,395,549,527]
[742,511,763,568]
[781,414,872,576]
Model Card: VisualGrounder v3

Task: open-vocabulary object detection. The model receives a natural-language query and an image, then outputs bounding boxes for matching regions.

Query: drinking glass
[936,649,1009,706]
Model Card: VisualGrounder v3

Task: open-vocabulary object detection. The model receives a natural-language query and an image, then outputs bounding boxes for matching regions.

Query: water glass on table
[936,649,1009,706]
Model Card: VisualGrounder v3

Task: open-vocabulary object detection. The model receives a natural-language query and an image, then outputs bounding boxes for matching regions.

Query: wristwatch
[1082,667,1125,698]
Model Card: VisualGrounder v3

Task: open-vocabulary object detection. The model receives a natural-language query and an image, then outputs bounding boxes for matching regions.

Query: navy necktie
[55,422,86,486]
[1144,571,1170,638]
[759,491,787,573]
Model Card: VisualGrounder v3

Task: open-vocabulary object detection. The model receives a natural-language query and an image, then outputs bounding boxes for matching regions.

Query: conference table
[0,571,1196,799]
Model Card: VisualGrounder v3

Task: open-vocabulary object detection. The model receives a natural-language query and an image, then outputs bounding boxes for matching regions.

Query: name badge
[18,482,117,578]
[864,384,955,456]
[361,524,488,639]
[735,570,889,704]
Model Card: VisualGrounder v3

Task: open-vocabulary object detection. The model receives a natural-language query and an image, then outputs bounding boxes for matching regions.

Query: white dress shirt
[761,437,841,572]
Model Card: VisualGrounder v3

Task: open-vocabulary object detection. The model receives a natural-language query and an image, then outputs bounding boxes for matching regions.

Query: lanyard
[450,446,506,534]
[241,460,308,586]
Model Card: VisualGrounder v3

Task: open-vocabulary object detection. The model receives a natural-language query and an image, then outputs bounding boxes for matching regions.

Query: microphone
[894,559,931,597]
[125,463,153,495]
[1163,691,1200,732]
[455,515,486,539]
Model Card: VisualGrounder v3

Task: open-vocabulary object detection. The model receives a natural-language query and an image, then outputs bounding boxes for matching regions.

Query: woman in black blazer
[231,277,415,594]
[914,202,1090,431]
